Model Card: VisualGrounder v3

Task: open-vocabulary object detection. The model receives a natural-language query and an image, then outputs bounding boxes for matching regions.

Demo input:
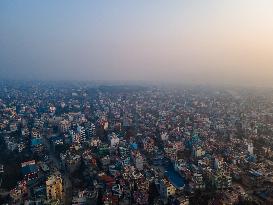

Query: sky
[1,0,273,86]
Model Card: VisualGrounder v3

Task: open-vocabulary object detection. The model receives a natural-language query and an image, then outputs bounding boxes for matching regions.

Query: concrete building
[192,173,205,190]
[85,122,96,138]
[109,132,119,148]
[159,178,176,198]
[135,153,144,171]
[247,142,254,155]
[214,172,232,190]
[77,125,87,143]
[59,120,70,133]
[46,173,63,202]
[142,137,154,152]
[192,146,205,158]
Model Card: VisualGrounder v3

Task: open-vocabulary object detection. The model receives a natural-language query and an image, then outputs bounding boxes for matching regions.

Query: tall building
[77,125,86,143]
[46,173,63,202]
[84,122,96,138]
[247,142,254,155]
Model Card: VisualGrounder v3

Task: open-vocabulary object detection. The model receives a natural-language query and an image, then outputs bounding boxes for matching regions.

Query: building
[175,196,190,205]
[10,122,18,132]
[30,137,44,153]
[46,173,63,201]
[99,118,109,130]
[77,125,87,143]
[159,178,176,198]
[90,138,101,147]
[21,127,30,137]
[214,172,232,190]
[10,180,28,203]
[247,142,254,155]
[59,120,70,133]
[135,152,144,171]
[174,159,186,172]
[109,132,119,148]
[21,160,39,183]
[60,151,81,173]
[165,147,177,161]
[192,146,205,158]
[191,173,205,190]
[142,137,155,152]
[31,128,41,138]
[161,132,169,141]
[214,157,223,170]
[85,122,96,138]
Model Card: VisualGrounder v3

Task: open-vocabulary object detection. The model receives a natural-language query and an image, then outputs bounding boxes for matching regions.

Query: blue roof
[21,164,38,176]
[50,135,63,142]
[131,143,138,150]
[31,138,43,146]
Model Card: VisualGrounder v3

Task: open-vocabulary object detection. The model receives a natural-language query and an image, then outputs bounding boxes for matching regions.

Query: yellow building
[192,146,205,158]
[159,178,176,198]
[46,173,63,201]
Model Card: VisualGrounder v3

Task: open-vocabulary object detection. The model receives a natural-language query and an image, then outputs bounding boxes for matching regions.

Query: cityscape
[1,1,273,205]
[0,82,273,204]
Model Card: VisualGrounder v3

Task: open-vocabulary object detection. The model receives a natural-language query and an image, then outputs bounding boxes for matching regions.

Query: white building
[77,126,86,143]
[161,132,169,141]
[109,132,119,148]
[247,142,254,155]
[135,153,144,171]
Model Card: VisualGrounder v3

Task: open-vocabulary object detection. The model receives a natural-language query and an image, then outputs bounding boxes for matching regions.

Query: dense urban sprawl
[0,81,273,204]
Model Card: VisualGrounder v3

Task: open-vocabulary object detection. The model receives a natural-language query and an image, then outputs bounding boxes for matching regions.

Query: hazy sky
[1,1,273,86]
